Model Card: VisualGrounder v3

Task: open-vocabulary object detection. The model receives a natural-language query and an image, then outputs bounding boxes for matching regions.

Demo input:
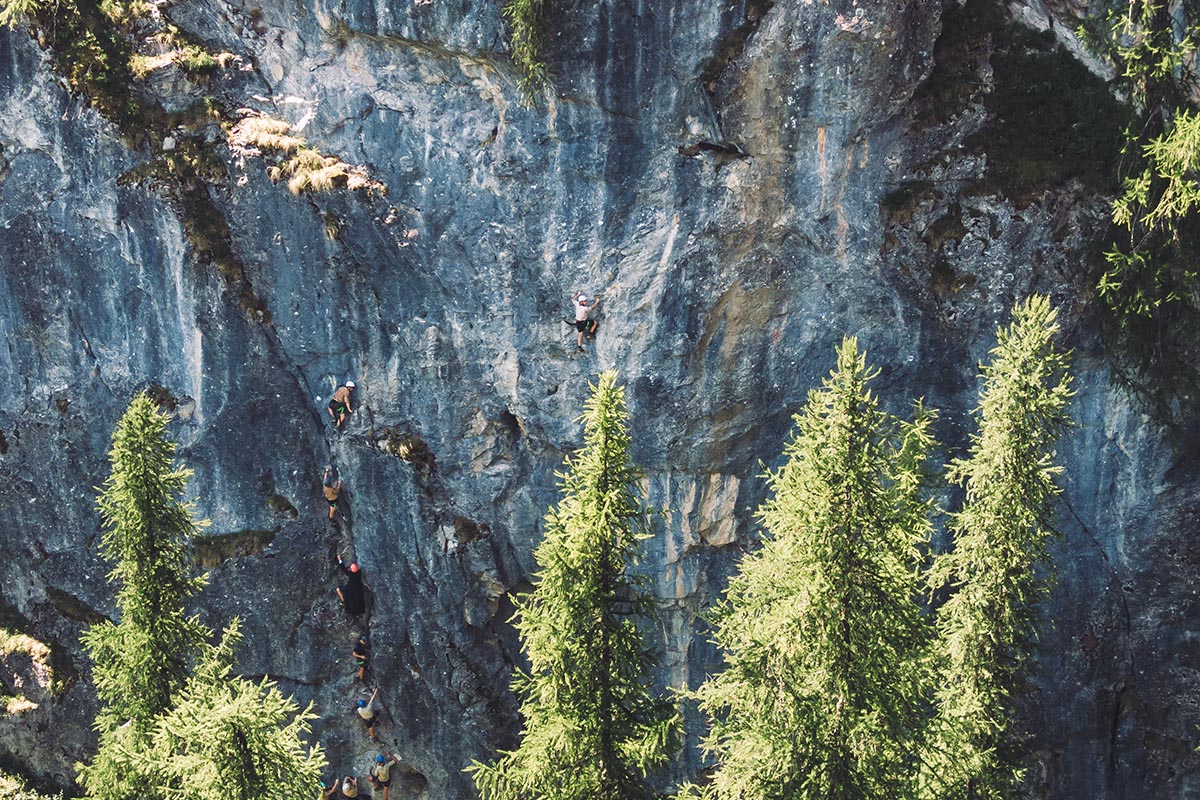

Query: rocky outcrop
[1,0,1197,797]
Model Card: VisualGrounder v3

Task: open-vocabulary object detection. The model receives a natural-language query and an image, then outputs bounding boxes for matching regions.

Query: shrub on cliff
[1082,0,1200,422]
[503,0,550,103]
[0,768,62,800]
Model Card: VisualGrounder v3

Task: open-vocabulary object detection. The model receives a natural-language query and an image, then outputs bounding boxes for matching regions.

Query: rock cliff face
[1,0,1198,797]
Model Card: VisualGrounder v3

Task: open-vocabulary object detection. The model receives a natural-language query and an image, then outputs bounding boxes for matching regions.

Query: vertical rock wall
[0,0,1197,797]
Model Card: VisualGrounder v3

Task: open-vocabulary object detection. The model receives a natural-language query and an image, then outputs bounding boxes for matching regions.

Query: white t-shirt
[574,296,590,321]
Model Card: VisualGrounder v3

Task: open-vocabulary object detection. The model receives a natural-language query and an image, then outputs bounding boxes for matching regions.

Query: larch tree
[1082,0,1200,420]
[145,621,324,800]
[78,394,324,799]
[685,338,936,800]
[922,295,1073,800]
[79,393,210,800]
[469,370,679,800]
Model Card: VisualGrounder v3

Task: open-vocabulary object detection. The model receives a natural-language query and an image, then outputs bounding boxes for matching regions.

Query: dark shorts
[327,497,338,508]
[360,712,379,727]
[329,400,347,415]
[575,319,588,332]
[372,774,392,788]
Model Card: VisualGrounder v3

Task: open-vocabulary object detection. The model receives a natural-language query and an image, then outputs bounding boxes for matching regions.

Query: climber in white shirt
[567,291,600,352]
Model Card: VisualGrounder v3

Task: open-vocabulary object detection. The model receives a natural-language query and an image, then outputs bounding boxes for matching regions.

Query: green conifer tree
[77,394,324,800]
[684,338,936,800]
[468,371,679,800]
[145,620,324,800]
[79,393,210,800]
[1081,0,1200,419]
[921,295,1073,800]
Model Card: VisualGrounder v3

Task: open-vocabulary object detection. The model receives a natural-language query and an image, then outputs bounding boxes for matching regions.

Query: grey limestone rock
[0,0,1197,797]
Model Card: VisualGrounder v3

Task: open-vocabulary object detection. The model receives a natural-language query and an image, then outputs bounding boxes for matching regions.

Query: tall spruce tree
[78,394,325,799]
[685,338,936,800]
[145,621,325,800]
[79,393,210,800]
[469,371,678,800]
[922,295,1073,800]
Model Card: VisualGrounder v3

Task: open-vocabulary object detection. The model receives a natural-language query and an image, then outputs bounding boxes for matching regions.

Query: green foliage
[78,394,324,799]
[922,296,1073,800]
[468,371,679,800]
[1099,103,1200,318]
[502,0,550,105]
[78,394,210,800]
[1081,0,1200,422]
[0,769,62,800]
[145,621,324,800]
[176,42,218,76]
[24,0,140,126]
[685,339,936,800]
[84,394,209,724]
[0,0,44,27]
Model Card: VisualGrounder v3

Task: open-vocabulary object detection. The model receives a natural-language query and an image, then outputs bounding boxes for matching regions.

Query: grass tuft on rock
[191,529,278,568]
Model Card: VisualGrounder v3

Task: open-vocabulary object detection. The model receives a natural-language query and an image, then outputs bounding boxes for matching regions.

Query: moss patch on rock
[191,528,278,568]
[375,426,436,475]
[266,494,298,518]
[0,598,73,708]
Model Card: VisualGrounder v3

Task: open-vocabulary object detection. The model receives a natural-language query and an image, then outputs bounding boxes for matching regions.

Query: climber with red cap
[327,380,356,429]
[336,556,367,617]
[564,291,600,352]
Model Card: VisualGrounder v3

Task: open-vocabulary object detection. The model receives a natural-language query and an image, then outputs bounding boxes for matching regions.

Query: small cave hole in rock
[453,516,487,547]
[498,409,522,442]
[145,383,178,411]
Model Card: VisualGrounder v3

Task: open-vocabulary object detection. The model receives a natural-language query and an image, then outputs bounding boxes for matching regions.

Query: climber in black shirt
[336,557,367,616]
[352,634,370,681]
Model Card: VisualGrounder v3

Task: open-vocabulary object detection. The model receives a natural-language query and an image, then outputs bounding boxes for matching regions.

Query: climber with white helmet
[565,291,601,352]
[327,380,356,429]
